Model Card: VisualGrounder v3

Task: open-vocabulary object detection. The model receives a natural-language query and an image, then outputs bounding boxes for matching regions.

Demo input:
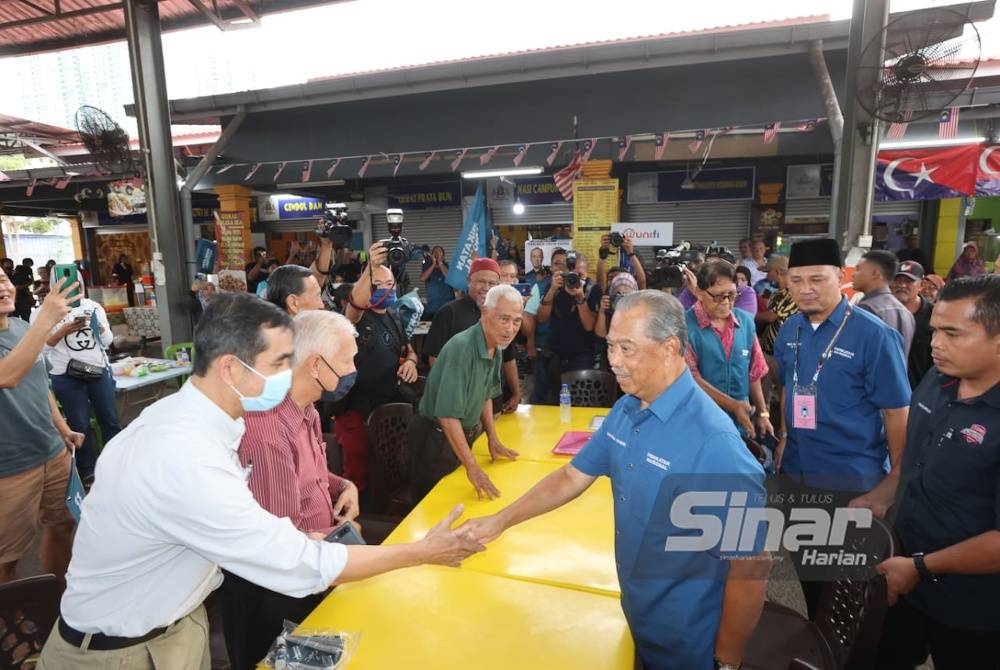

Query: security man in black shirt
[876,275,1000,669]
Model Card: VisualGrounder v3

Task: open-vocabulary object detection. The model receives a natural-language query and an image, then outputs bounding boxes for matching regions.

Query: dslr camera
[379,208,414,269]
[609,231,625,247]
[562,251,582,289]
[316,203,356,246]
[651,242,698,289]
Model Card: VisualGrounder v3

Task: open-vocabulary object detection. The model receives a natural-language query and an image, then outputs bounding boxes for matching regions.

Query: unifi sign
[610,222,674,246]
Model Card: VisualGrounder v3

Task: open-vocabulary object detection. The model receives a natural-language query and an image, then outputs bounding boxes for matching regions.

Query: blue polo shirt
[774,297,910,491]
[572,369,766,670]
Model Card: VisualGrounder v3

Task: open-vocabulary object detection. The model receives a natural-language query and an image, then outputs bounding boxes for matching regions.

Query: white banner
[610,222,673,246]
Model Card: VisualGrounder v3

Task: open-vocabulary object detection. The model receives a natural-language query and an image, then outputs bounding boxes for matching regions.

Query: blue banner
[514,176,564,205]
[447,182,489,291]
[195,238,217,274]
[658,167,755,202]
[388,182,462,210]
[274,196,326,220]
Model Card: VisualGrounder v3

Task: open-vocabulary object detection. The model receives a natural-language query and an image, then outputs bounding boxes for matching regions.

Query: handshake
[416,505,509,568]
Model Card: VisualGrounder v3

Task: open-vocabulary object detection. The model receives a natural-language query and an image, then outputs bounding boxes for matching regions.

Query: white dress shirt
[738,256,768,286]
[61,381,347,636]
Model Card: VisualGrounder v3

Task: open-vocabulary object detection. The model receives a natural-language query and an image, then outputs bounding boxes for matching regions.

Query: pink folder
[552,431,594,456]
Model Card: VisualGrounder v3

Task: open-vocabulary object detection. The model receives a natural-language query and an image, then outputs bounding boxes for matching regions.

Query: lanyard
[792,305,853,386]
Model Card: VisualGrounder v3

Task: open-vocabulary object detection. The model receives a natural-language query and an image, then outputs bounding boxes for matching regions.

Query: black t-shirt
[111,262,133,284]
[424,296,514,364]
[244,261,268,295]
[548,280,603,359]
[907,297,934,389]
[893,371,1000,630]
[342,310,408,414]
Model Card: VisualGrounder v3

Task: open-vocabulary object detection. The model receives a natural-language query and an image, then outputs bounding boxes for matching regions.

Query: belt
[58,617,168,651]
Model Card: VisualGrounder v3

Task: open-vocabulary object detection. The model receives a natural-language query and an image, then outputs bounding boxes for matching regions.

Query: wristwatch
[912,552,939,583]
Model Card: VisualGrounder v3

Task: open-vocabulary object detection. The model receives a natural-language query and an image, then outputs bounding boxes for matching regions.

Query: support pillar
[214,185,255,268]
[124,0,190,347]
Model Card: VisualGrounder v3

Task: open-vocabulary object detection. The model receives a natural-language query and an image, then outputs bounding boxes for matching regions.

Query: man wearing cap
[773,238,911,618]
[852,250,915,359]
[424,257,520,412]
[891,261,935,389]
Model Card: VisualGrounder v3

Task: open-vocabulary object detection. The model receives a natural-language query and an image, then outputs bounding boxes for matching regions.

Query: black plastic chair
[0,574,61,669]
[560,369,618,408]
[366,403,415,517]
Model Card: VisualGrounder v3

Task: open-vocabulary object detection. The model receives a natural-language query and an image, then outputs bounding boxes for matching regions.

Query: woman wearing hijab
[946,241,986,281]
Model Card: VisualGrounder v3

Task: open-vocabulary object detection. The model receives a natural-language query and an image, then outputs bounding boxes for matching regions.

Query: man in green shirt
[409,284,523,501]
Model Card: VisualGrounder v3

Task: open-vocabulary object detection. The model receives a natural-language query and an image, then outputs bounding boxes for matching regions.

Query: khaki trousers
[38,605,210,670]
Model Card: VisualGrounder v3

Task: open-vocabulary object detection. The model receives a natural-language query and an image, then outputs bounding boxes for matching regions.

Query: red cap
[468,258,501,277]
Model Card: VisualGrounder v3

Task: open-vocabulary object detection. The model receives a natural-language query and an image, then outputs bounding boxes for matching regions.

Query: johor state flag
[875,144,979,201]
[446,182,489,291]
[975,145,1000,196]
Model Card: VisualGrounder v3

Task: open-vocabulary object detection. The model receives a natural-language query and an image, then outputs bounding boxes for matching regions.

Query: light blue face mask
[230,359,292,412]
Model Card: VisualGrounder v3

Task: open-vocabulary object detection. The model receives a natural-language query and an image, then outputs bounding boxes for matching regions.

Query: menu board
[214,210,247,270]
[572,179,619,277]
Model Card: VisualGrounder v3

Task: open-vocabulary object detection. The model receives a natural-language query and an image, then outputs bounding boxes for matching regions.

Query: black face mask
[318,356,357,402]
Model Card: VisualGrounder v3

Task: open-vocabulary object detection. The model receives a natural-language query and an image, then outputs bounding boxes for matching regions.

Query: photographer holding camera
[596,233,646,293]
[534,250,602,399]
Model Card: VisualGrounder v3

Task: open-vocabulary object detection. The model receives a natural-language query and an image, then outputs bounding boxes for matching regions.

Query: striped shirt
[239,395,349,535]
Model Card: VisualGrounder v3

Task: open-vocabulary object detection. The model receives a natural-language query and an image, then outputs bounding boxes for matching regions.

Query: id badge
[792,384,817,430]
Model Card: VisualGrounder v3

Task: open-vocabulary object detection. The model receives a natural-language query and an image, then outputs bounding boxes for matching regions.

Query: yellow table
[471,404,608,465]
[299,566,634,670]
[385,457,620,596]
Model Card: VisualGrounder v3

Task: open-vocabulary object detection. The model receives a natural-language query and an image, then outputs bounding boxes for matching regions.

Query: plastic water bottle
[559,383,572,423]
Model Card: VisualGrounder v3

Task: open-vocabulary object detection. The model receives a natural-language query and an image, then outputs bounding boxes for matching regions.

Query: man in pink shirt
[221,309,361,669]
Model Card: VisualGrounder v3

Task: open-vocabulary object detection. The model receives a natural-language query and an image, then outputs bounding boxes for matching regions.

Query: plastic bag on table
[260,620,360,670]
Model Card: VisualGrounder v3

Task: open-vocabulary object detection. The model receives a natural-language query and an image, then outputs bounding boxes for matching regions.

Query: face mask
[370,288,397,309]
[318,357,358,402]
[230,359,292,412]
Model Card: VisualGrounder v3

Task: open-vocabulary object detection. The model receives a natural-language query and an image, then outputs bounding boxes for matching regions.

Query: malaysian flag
[795,119,818,132]
[546,141,563,166]
[54,175,72,190]
[939,107,959,139]
[0,170,10,182]
[26,178,36,196]
[244,163,262,182]
[689,130,705,153]
[480,145,500,166]
[581,138,597,161]
[553,151,583,201]
[216,164,235,174]
[617,135,632,161]
[763,122,780,145]
[512,144,530,167]
[392,154,402,177]
[301,160,313,183]
[653,132,668,160]
[450,148,468,172]
[272,161,287,183]
[326,158,341,178]
[358,156,371,178]
[419,151,436,171]
[885,111,912,140]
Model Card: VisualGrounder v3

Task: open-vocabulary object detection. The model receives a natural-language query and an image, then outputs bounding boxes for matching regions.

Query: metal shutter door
[491,203,573,227]
[785,198,832,221]
[872,201,922,217]
[372,208,463,298]
[624,201,750,266]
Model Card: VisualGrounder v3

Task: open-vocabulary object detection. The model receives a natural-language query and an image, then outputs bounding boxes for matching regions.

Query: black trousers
[877,596,1000,669]
[218,570,326,670]
[408,415,479,502]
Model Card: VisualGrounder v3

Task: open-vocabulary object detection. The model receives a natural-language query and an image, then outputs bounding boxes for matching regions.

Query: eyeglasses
[704,288,738,304]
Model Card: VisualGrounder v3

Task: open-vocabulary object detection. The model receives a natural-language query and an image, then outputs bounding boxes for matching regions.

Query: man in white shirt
[740,239,769,287]
[39,293,483,670]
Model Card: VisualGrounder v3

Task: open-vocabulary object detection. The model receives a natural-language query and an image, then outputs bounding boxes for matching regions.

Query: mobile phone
[513,282,533,297]
[54,264,81,307]
[324,521,366,546]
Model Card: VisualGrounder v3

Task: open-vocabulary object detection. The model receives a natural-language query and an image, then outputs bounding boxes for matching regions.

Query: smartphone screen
[513,282,533,297]
[54,264,81,307]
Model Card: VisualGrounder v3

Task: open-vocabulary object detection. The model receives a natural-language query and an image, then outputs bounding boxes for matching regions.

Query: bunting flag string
[885,112,911,140]
[480,145,499,166]
[0,170,10,182]
[688,130,706,153]
[617,135,632,161]
[939,107,959,139]
[763,122,780,144]
[392,154,403,177]
[25,178,37,196]
[326,158,341,178]
[450,148,468,172]
[244,163,262,181]
[272,161,287,183]
[581,138,597,162]
[653,132,668,160]
[357,156,371,178]
[54,175,72,190]
[419,151,436,171]
[215,164,235,174]
[512,144,530,166]
[301,160,313,183]
[545,141,563,166]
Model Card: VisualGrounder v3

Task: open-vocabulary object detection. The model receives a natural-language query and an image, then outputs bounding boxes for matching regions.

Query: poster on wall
[107,178,146,217]
[573,179,619,275]
[751,204,785,236]
[523,239,574,268]
[215,210,247,270]
[217,269,248,293]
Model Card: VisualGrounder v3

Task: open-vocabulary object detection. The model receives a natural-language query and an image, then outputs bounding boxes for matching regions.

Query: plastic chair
[743,516,896,670]
[560,369,618,408]
[366,403,415,517]
[0,574,61,669]
[163,342,194,387]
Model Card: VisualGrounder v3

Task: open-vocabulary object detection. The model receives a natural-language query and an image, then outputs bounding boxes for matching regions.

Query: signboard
[513,176,564,205]
[657,167,755,202]
[388,182,462,210]
[786,164,834,199]
[610,222,673,247]
[107,178,146,217]
[215,211,247,270]
[258,195,326,222]
[573,179,619,274]
[524,238,574,267]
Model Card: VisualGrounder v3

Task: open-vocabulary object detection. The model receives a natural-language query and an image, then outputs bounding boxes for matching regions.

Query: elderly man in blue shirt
[773,237,911,618]
[462,290,769,670]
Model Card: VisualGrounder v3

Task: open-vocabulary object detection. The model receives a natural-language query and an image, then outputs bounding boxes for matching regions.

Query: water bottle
[559,383,572,423]
[148,290,157,307]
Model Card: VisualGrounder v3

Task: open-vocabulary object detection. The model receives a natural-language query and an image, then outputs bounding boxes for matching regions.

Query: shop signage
[609,222,673,246]
[388,182,462,210]
[258,195,327,221]
[573,179,619,276]
[215,211,247,270]
[657,167,755,202]
[513,176,564,205]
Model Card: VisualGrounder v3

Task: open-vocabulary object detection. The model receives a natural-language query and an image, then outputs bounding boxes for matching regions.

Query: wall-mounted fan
[857,7,981,123]
[74,105,137,175]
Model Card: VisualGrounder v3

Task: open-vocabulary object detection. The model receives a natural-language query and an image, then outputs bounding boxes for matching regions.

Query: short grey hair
[483,283,524,310]
[614,289,687,355]
[292,310,357,363]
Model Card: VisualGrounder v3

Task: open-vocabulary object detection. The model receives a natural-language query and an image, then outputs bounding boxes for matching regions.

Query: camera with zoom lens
[316,204,356,246]
[562,251,582,289]
[609,232,625,247]
[379,208,413,268]
[651,242,698,290]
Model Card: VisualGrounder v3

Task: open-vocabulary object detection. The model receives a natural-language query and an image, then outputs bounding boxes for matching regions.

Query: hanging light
[512,198,525,215]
